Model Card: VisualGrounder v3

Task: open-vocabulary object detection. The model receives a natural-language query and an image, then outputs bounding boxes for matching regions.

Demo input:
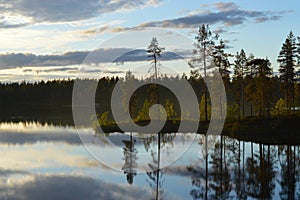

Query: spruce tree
[147,37,165,81]
[147,37,165,119]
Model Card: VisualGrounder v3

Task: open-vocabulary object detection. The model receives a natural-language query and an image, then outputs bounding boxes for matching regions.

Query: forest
[1,25,300,128]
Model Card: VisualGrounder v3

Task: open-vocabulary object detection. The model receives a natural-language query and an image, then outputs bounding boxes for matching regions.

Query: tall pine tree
[189,24,218,121]
[212,39,231,118]
[277,31,298,114]
[212,39,231,84]
[233,49,248,118]
[245,53,256,116]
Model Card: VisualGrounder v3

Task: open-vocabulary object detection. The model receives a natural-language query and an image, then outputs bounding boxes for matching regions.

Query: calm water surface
[0,121,298,199]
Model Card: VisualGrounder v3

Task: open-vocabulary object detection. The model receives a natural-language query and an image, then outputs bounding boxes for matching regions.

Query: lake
[0,121,298,199]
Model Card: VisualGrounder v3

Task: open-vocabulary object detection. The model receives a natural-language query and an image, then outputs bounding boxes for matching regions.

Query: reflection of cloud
[164,165,205,179]
[0,122,91,145]
[0,123,103,171]
[0,131,81,144]
[0,143,100,170]
[0,174,153,200]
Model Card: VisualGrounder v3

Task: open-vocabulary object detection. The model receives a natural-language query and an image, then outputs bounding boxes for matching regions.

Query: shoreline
[97,117,300,145]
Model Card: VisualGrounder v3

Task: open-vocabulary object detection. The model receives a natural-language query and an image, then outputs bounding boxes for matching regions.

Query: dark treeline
[0,70,298,124]
[0,79,75,124]
[0,79,74,106]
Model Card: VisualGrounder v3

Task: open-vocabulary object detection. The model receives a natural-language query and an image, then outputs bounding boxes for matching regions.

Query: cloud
[83,2,290,34]
[213,2,239,12]
[0,28,92,54]
[0,0,162,28]
[138,6,286,29]
[0,52,87,68]
[81,26,136,36]
[0,48,189,69]
[0,12,33,28]
[82,25,111,35]
[213,28,228,34]
[255,15,281,23]
[0,169,28,176]
[77,1,291,40]
[28,67,79,73]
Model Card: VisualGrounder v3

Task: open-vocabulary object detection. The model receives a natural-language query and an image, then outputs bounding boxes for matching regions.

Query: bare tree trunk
[242,142,245,194]
[156,132,161,200]
[220,95,223,119]
[259,143,263,199]
[286,84,290,115]
[238,140,241,184]
[251,142,253,160]
[241,79,245,118]
[293,145,296,177]
[203,44,208,122]
[154,54,158,81]
[205,153,208,200]
[220,136,223,195]
[293,82,295,115]
[287,145,292,200]
[154,54,160,119]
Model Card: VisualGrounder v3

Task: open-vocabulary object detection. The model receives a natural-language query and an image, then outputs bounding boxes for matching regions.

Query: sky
[0,0,299,82]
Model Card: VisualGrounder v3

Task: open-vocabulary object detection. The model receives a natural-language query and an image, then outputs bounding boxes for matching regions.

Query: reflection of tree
[122,132,138,184]
[187,136,292,199]
[147,133,164,200]
[234,141,247,200]
[141,133,176,153]
[142,132,178,200]
[245,149,259,198]
[186,134,208,200]
[260,145,276,199]
[245,143,276,199]
[209,135,231,199]
[188,136,234,200]
[187,155,206,199]
[279,145,297,200]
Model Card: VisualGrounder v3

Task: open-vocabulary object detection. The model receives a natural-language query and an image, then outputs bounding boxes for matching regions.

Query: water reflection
[122,132,138,184]
[188,137,300,200]
[0,121,86,145]
[146,133,163,200]
[0,121,300,199]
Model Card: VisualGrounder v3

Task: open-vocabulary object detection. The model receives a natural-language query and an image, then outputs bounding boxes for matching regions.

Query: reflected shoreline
[2,116,300,145]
